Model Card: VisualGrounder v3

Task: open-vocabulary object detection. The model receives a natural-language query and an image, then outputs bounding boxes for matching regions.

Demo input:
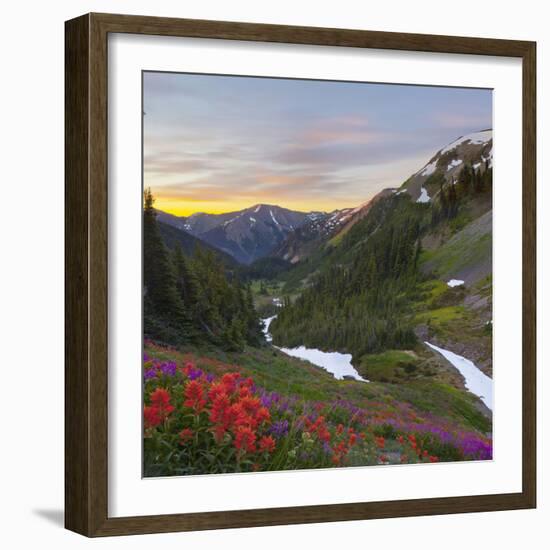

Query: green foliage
[144,189,262,350]
[143,188,186,342]
[240,257,293,281]
[270,195,428,356]
[358,350,422,383]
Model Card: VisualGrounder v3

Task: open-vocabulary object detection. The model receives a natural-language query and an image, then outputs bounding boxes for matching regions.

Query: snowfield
[425,342,493,410]
[447,159,463,171]
[416,187,430,203]
[262,316,368,382]
[447,279,465,287]
[440,130,492,155]
[419,161,437,177]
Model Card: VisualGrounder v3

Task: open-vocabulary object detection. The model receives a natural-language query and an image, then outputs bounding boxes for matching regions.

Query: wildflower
[238,385,252,398]
[208,381,227,402]
[258,435,276,453]
[375,436,385,449]
[222,372,240,393]
[269,420,289,439]
[429,456,439,463]
[150,388,175,417]
[212,424,227,444]
[210,394,231,424]
[179,428,194,444]
[318,427,331,443]
[239,396,261,416]
[255,407,271,425]
[348,433,357,446]
[234,426,256,453]
[336,424,344,435]
[183,362,203,380]
[184,380,206,412]
[322,442,333,455]
[143,406,161,429]
[144,368,157,380]
[160,361,177,377]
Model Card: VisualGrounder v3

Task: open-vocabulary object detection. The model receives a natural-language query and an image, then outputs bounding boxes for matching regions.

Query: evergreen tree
[143,188,184,321]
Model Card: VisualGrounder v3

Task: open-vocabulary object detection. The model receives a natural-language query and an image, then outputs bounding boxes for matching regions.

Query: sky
[143,72,492,216]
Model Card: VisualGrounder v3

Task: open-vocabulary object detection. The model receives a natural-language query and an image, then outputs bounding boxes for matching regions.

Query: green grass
[415,305,466,326]
[357,350,421,383]
[420,224,491,280]
[145,341,491,434]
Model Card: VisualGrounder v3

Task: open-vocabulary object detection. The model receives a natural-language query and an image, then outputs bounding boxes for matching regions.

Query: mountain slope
[401,129,493,203]
[270,129,494,375]
[157,221,238,268]
[158,204,320,265]
[273,208,353,264]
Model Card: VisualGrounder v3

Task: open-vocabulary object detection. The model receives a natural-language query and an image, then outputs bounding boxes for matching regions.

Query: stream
[262,316,368,382]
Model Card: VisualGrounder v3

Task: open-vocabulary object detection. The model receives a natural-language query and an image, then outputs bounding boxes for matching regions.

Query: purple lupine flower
[160,361,177,377]
[322,441,333,455]
[143,352,150,362]
[269,420,289,439]
[205,373,215,383]
[144,368,157,380]
[189,369,203,381]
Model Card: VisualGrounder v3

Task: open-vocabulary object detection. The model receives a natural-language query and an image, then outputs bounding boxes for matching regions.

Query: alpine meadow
[142,72,493,477]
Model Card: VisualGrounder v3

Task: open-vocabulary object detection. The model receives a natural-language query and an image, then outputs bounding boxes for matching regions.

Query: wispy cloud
[143,72,492,214]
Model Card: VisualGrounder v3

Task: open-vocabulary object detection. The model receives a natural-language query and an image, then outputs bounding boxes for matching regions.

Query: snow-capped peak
[439,129,492,155]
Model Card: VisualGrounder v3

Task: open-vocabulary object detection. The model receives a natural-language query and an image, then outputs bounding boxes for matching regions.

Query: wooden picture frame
[65,12,536,537]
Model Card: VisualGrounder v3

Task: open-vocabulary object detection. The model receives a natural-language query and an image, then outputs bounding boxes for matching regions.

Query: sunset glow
[144,72,492,216]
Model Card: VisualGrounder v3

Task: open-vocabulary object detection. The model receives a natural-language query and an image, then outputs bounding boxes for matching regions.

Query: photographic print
[142,72,493,478]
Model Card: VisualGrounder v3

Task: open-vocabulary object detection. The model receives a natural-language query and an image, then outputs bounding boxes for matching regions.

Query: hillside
[142,129,495,478]
[158,204,322,264]
[157,220,238,269]
[270,129,494,377]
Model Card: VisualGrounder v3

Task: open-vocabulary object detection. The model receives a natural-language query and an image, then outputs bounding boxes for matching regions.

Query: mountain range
[157,204,330,264]
[156,128,493,277]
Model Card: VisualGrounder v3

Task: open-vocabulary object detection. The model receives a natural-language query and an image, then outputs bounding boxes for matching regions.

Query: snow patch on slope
[269,209,281,228]
[440,130,492,155]
[425,342,493,410]
[419,161,437,177]
[447,159,463,171]
[416,187,430,203]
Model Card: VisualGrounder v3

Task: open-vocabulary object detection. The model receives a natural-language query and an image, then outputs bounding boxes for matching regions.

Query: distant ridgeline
[143,188,262,351]
[270,130,493,357]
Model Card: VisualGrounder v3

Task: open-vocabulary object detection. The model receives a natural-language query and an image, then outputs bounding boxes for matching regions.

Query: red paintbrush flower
[178,427,194,444]
[234,426,256,453]
[255,406,271,424]
[143,405,161,429]
[149,388,174,418]
[258,435,276,453]
[184,380,206,412]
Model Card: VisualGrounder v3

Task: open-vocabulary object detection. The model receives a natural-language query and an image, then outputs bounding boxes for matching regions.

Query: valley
[143,129,494,476]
